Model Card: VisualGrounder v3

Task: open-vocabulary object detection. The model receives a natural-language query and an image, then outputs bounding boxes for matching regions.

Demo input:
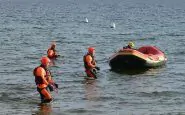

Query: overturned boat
[109,46,167,70]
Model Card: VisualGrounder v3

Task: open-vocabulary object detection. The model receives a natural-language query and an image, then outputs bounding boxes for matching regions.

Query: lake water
[0,0,185,114]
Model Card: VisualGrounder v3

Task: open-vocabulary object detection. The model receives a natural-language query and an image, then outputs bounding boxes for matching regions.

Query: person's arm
[86,55,96,68]
[41,75,49,86]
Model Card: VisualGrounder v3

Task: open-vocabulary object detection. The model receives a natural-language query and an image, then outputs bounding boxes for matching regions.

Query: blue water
[0,0,185,114]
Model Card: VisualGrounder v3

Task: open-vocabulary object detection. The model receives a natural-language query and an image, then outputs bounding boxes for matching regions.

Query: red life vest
[83,53,96,69]
[47,48,57,58]
[33,65,52,85]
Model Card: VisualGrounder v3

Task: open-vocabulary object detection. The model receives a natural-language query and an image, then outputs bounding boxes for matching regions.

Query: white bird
[85,17,88,23]
[111,22,116,28]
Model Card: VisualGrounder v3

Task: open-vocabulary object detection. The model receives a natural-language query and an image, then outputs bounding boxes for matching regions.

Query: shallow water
[0,0,185,114]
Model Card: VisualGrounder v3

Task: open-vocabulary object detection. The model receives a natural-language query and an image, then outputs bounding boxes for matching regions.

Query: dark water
[0,0,185,114]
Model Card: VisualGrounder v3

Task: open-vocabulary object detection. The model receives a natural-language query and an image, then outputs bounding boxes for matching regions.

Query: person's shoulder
[86,54,92,58]
[36,67,45,72]
[85,55,92,61]
[34,66,46,76]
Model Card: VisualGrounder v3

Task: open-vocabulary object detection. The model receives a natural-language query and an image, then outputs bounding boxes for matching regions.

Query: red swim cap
[88,47,95,53]
[41,56,50,65]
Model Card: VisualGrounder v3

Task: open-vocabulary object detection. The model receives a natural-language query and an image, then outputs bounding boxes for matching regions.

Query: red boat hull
[109,46,167,69]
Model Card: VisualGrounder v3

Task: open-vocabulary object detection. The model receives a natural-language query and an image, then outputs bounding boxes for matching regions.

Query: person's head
[51,43,56,49]
[128,42,134,48]
[41,56,50,67]
[88,47,95,55]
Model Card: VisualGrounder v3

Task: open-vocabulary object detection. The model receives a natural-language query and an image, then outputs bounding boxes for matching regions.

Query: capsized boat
[109,46,167,69]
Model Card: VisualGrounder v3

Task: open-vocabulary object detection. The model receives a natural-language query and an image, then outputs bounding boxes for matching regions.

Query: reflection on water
[84,79,100,100]
[110,68,149,75]
[110,66,166,75]
[145,67,166,76]
[49,58,57,66]
[32,103,52,115]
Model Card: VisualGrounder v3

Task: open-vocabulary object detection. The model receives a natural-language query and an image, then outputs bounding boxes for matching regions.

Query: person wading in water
[47,42,60,59]
[33,56,58,103]
[83,47,100,79]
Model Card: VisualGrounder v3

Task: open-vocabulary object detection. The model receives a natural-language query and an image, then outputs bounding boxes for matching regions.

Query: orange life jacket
[33,65,52,88]
[47,48,57,58]
[83,53,96,69]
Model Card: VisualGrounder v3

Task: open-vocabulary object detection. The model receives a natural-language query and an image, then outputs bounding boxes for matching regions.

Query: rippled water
[0,0,185,114]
